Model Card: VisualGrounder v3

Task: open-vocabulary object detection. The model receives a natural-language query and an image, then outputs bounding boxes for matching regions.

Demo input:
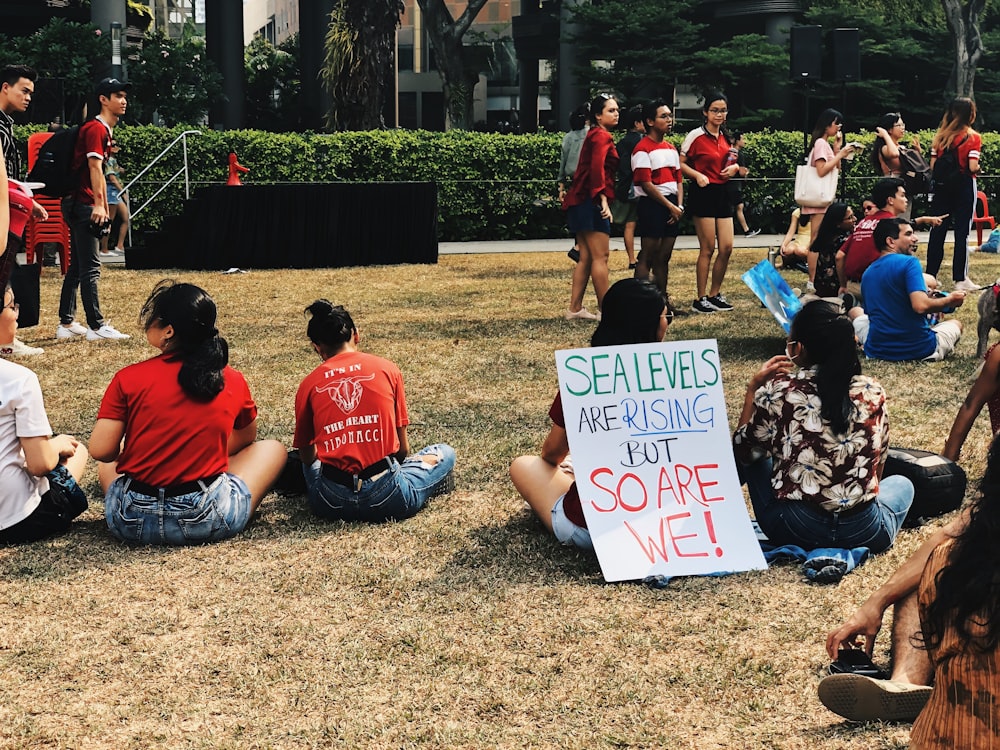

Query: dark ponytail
[790,300,861,435]
[140,280,228,401]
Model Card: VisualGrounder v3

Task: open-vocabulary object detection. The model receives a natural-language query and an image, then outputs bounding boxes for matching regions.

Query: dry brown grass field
[1,244,997,749]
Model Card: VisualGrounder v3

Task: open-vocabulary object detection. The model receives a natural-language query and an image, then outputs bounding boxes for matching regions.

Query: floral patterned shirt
[732,369,888,512]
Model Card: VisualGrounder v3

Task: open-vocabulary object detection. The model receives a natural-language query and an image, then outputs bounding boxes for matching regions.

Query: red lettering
[693,464,724,504]
[616,473,648,513]
[673,464,698,506]
[589,467,618,512]
[623,520,670,563]
[656,465,677,507]
[665,512,709,558]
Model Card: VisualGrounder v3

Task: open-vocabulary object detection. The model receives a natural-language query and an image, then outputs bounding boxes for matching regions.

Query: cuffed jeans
[740,457,913,554]
[304,444,456,523]
[59,198,104,329]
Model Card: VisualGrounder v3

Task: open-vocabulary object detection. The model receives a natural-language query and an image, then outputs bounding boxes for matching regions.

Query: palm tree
[322,0,403,130]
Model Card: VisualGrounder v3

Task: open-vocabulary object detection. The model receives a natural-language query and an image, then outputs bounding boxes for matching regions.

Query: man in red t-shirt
[56,78,131,343]
[836,177,947,297]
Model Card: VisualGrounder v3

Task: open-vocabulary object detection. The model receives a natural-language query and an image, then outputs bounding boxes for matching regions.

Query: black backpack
[931,134,969,194]
[898,147,931,197]
[26,125,81,198]
[882,447,966,526]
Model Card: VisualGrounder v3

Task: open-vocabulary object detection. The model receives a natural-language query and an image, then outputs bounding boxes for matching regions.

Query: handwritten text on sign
[556,340,766,582]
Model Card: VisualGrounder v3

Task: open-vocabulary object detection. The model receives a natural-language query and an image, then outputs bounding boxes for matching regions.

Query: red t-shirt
[562,127,619,209]
[293,351,408,473]
[70,117,112,205]
[842,209,894,282]
[548,391,587,528]
[680,127,732,185]
[97,354,258,486]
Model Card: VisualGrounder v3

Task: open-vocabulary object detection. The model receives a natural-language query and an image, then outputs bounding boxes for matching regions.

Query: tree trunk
[940,0,985,98]
[415,0,490,130]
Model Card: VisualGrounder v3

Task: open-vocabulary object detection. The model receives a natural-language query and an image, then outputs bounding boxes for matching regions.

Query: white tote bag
[794,164,838,208]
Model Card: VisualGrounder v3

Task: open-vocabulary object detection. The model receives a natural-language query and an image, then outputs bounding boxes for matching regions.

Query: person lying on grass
[89,280,286,545]
[510,278,669,550]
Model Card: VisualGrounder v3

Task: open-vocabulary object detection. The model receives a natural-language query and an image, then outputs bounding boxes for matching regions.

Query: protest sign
[555,339,767,582]
[742,260,802,334]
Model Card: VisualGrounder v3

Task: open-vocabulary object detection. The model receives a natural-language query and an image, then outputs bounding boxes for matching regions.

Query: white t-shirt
[0,359,52,529]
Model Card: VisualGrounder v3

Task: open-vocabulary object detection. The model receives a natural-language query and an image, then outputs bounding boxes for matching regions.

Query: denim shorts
[304,444,456,523]
[105,473,253,545]
[107,184,121,205]
[567,201,611,235]
[551,495,593,550]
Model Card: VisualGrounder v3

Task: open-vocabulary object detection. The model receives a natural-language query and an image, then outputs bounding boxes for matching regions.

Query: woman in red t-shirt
[926,97,982,291]
[509,279,669,550]
[561,94,620,321]
[89,281,287,545]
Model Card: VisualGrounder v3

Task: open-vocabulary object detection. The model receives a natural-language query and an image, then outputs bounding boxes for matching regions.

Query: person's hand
[922,213,949,227]
[694,172,710,188]
[910,136,923,152]
[598,198,611,220]
[50,434,79,459]
[749,355,793,392]
[721,163,740,179]
[31,200,48,221]
[948,291,967,308]
[834,131,844,148]
[826,601,885,658]
[90,204,109,225]
[875,126,890,140]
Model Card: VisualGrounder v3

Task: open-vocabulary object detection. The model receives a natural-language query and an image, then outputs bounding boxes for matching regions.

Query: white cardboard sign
[555,339,767,582]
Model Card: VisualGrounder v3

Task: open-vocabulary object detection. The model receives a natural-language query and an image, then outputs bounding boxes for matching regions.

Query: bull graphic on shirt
[314,374,376,413]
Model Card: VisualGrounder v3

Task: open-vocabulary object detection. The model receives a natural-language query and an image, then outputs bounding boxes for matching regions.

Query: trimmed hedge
[15,125,999,242]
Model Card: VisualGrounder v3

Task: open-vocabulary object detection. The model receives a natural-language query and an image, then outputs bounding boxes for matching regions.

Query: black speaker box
[832,28,861,82]
[790,26,823,80]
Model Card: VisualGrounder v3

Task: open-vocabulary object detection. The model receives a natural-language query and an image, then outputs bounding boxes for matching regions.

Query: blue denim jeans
[105,473,253,545]
[740,457,913,554]
[59,198,104,328]
[303,444,456,523]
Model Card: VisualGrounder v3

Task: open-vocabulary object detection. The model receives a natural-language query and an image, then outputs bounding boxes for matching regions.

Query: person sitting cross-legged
[853,218,965,361]
[293,300,455,523]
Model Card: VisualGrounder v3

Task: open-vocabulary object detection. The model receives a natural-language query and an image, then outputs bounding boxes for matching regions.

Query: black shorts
[687,182,734,219]
[567,201,611,235]
[636,195,681,239]
[0,466,87,545]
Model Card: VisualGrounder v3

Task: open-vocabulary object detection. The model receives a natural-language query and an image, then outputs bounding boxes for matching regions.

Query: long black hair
[870,112,902,173]
[789,300,861,435]
[810,108,843,145]
[808,202,851,255]
[591,279,665,347]
[920,435,1000,653]
[140,280,228,402]
[304,299,357,350]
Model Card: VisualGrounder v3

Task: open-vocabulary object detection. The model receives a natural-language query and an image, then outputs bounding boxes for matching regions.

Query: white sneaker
[954,278,980,292]
[0,338,45,357]
[565,307,598,321]
[86,324,130,341]
[112,247,126,256]
[97,251,117,261]
[56,322,89,340]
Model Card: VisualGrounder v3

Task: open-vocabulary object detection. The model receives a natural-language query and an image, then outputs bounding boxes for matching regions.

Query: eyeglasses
[2,300,19,317]
[708,108,728,114]
[785,340,799,360]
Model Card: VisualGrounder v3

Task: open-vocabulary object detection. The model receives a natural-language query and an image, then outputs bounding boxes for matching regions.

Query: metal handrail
[123,129,200,246]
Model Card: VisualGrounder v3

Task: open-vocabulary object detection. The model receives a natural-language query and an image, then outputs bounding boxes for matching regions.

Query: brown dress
[911,541,1000,749]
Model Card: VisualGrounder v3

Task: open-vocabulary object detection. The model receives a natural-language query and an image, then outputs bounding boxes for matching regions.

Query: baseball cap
[95,77,131,97]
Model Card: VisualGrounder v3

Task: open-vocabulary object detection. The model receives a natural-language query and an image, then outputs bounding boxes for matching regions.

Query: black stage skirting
[145,182,438,270]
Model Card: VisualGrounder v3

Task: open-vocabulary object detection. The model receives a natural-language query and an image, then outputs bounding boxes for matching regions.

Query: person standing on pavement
[0,64,48,357]
[56,78,131,343]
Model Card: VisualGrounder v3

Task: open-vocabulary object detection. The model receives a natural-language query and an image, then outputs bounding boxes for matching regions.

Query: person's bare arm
[909,289,965,315]
[20,434,79,476]
[826,513,968,658]
[540,424,570,466]
[88,156,109,224]
[943,344,1000,461]
[89,418,125,463]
